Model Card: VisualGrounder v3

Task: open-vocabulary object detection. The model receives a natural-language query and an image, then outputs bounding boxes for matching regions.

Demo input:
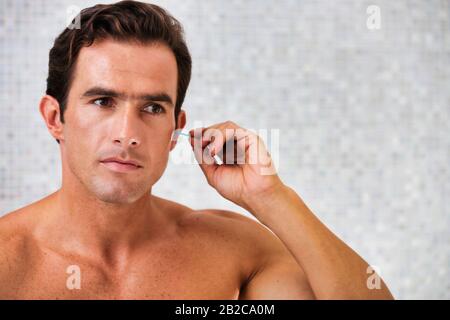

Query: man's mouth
[100,160,141,173]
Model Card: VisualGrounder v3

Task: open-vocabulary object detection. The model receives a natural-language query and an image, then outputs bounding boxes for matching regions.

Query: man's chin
[88,180,148,205]
[95,191,144,204]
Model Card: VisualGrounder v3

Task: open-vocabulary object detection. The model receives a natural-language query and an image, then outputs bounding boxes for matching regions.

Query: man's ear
[170,109,186,151]
[39,95,64,143]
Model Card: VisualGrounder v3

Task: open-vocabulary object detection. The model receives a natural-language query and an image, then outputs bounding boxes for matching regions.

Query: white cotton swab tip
[172,129,223,165]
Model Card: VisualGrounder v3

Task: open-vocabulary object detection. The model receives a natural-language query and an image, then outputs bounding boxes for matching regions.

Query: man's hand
[189,121,284,214]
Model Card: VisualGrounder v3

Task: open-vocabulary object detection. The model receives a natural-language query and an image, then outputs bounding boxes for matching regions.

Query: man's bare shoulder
[1,191,53,224]
[0,207,31,246]
[188,208,275,243]
[155,195,282,259]
[185,208,315,299]
[0,195,49,243]
[0,207,36,293]
[179,205,288,261]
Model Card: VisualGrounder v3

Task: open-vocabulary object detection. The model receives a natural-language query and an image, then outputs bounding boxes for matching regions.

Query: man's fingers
[204,121,246,157]
[190,133,218,184]
[189,121,269,166]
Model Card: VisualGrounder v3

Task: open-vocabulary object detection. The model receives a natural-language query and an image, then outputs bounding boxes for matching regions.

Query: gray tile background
[0,0,449,299]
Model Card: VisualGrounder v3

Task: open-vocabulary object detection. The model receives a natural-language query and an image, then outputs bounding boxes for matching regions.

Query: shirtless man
[0,1,393,299]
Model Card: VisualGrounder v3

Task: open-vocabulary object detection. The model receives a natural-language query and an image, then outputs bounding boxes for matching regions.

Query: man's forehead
[72,40,178,97]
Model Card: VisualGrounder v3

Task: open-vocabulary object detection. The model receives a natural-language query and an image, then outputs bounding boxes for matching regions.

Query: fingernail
[205,144,213,157]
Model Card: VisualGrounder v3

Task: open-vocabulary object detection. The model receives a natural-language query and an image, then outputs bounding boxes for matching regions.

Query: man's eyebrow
[81,86,174,107]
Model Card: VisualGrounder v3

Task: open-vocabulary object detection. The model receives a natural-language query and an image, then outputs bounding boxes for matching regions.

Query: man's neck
[37,187,172,269]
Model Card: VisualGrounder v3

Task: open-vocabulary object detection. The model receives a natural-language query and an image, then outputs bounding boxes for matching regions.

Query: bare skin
[0,192,314,299]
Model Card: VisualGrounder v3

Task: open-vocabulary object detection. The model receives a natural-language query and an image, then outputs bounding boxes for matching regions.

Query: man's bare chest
[4,241,246,299]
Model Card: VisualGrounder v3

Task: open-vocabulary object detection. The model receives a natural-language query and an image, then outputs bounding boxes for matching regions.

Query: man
[0,1,393,299]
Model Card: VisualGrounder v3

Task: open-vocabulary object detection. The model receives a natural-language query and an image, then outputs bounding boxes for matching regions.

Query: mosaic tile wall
[0,0,448,299]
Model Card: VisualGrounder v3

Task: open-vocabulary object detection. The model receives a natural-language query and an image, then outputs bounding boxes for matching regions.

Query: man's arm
[189,122,394,299]
[238,223,316,299]
[244,184,394,300]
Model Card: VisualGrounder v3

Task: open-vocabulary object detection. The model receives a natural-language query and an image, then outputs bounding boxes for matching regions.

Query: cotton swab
[172,129,223,165]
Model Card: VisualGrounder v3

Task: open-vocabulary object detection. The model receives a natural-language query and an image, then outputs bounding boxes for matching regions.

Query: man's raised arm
[243,183,394,300]
[188,121,394,299]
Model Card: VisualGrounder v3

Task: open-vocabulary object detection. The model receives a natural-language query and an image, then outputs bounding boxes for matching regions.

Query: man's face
[60,40,183,204]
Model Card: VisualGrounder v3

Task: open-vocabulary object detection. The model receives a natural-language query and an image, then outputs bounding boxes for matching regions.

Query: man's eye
[92,97,113,107]
[144,103,165,115]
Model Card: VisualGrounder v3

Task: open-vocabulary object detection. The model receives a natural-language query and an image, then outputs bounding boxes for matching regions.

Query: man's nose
[112,108,142,148]
[114,136,140,148]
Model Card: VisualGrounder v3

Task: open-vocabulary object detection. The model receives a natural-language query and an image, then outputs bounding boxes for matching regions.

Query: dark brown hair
[46,0,192,143]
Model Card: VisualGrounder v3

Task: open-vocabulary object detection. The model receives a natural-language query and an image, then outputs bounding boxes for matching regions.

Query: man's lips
[100,157,142,167]
[100,160,141,173]
[100,157,143,173]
